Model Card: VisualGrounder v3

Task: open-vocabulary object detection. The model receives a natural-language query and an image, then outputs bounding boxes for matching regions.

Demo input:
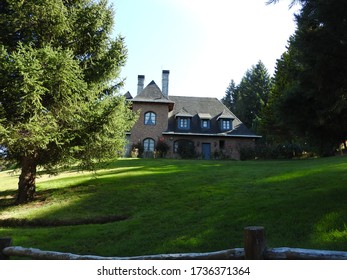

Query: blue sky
[111,0,299,99]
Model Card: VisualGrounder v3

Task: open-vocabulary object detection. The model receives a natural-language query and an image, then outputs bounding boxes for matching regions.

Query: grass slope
[0,157,347,257]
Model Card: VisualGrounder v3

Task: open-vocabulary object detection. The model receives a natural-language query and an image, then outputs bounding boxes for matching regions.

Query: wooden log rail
[1,227,347,260]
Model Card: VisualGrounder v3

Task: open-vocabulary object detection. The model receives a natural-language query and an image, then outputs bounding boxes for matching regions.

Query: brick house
[126,70,260,160]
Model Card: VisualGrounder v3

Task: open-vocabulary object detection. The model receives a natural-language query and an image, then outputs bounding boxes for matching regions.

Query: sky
[111,0,300,99]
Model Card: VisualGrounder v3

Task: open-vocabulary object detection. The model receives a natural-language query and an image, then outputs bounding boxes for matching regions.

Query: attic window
[201,119,210,129]
[220,119,232,131]
[178,117,190,130]
[144,112,156,125]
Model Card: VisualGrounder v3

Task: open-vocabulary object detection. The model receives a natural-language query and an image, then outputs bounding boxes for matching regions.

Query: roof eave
[162,131,261,138]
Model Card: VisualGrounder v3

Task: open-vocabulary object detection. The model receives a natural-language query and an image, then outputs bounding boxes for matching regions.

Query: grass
[0,157,347,257]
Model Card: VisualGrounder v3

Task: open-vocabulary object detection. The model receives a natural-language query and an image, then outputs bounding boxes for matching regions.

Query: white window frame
[221,119,232,130]
[144,112,156,125]
[178,117,190,129]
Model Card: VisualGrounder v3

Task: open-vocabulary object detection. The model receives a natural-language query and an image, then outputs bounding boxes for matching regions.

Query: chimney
[162,70,169,96]
[137,75,145,95]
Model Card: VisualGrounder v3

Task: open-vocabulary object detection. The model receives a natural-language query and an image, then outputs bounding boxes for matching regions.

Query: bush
[238,145,256,161]
[213,149,231,160]
[155,138,170,158]
[177,140,196,159]
[131,142,144,158]
[255,143,306,159]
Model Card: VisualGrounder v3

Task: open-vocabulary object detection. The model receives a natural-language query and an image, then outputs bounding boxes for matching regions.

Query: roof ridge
[170,95,218,99]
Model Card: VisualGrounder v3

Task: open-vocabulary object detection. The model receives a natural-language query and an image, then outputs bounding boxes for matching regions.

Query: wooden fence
[1,226,347,260]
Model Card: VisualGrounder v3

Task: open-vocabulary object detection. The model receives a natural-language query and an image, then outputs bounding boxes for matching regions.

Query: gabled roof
[132,81,174,105]
[165,96,260,138]
[124,91,133,100]
[175,107,193,118]
[198,113,212,120]
[217,109,235,120]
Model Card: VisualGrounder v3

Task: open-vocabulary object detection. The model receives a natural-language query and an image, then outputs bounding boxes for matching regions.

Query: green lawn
[1,157,347,257]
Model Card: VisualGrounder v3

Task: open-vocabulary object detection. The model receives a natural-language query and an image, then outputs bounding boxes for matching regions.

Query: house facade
[126,70,260,160]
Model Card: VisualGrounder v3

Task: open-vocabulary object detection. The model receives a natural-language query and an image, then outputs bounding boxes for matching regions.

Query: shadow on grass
[0,189,17,208]
[1,158,347,256]
[0,215,128,227]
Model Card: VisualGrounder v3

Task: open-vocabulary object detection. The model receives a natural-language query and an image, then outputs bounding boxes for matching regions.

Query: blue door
[202,143,211,160]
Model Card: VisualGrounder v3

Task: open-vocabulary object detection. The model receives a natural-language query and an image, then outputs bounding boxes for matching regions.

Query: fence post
[0,238,12,260]
[244,226,266,260]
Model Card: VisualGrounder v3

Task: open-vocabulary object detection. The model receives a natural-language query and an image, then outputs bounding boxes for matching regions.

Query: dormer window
[144,111,156,125]
[220,119,232,131]
[178,117,190,129]
[217,110,234,131]
[175,108,192,130]
[198,113,212,130]
[201,119,210,129]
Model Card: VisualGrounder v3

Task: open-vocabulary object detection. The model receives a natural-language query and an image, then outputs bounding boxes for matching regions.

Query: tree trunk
[16,155,37,204]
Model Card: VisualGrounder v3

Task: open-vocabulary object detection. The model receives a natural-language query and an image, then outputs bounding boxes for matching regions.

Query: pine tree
[234,61,272,132]
[222,79,238,111]
[0,0,137,204]
[268,0,347,154]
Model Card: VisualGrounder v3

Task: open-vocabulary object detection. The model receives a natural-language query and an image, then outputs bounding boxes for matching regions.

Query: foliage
[256,142,309,160]
[222,61,272,133]
[0,0,137,203]
[259,38,303,144]
[235,61,272,132]
[176,140,196,159]
[155,137,170,158]
[131,142,144,158]
[238,145,256,161]
[265,0,347,155]
[1,157,347,256]
[221,80,238,112]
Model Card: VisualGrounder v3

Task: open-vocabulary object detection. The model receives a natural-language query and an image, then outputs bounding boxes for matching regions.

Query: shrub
[238,145,256,161]
[177,140,196,159]
[155,138,170,158]
[131,142,144,158]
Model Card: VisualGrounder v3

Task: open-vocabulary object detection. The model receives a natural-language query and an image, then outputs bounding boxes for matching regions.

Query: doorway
[202,143,211,160]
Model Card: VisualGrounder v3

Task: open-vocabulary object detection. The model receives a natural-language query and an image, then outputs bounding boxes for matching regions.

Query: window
[144,112,156,125]
[219,140,225,149]
[221,119,232,130]
[201,119,210,129]
[178,117,190,129]
[143,138,155,152]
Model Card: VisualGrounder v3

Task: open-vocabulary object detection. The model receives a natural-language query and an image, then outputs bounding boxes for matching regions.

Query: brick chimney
[162,70,169,97]
[137,75,145,95]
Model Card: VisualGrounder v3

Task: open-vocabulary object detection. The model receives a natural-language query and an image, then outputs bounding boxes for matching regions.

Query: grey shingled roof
[132,81,174,105]
[124,91,133,100]
[165,96,259,138]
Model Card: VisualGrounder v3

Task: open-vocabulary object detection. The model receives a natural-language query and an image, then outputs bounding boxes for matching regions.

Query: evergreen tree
[259,37,302,143]
[222,79,238,111]
[268,0,347,155]
[234,61,272,132]
[0,0,137,204]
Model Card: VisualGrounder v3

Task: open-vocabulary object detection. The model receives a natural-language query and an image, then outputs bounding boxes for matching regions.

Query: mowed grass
[0,157,347,257]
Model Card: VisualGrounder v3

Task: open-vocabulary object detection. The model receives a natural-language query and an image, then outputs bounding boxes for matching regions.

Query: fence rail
[1,226,347,260]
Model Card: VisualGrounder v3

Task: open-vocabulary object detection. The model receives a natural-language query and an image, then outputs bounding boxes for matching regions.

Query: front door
[202,143,211,160]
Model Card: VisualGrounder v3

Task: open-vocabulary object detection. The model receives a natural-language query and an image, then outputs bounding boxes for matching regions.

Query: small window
[178,117,190,129]
[143,138,155,152]
[144,112,156,125]
[201,119,210,129]
[219,140,225,149]
[220,119,232,130]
